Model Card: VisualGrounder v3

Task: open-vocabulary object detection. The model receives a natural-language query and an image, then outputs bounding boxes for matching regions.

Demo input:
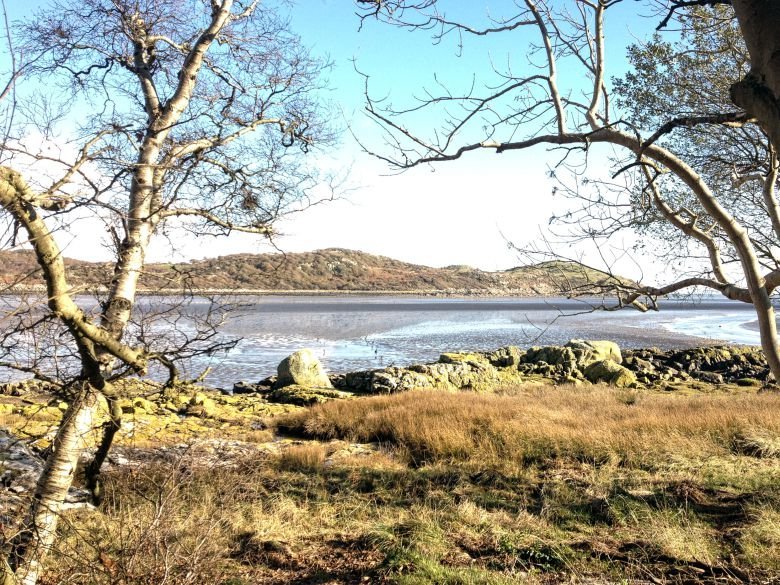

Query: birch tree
[1,1,333,583]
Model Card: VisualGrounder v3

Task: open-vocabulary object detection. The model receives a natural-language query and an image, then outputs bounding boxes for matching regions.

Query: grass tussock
[275,442,327,473]
[277,386,780,466]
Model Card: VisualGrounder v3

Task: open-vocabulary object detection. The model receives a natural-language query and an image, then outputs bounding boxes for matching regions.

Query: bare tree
[0,1,334,583]
[354,0,780,378]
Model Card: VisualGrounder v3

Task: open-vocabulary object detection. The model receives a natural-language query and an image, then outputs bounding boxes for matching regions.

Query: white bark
[8,386,100,585]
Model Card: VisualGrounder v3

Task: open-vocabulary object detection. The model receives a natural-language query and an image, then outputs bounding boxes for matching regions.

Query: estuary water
[197,295,762,388]
[0,295,765,388]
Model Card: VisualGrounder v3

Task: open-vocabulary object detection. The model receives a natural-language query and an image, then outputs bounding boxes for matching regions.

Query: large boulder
[584,359,636,387]
[276,349,333,389]
[565,340,622,367]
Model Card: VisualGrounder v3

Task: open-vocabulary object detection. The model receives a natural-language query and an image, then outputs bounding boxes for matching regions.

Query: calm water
[0,295,764,388]
[194,295,761,387]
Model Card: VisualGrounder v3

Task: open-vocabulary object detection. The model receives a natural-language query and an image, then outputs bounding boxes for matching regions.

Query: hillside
[0,248,622,295]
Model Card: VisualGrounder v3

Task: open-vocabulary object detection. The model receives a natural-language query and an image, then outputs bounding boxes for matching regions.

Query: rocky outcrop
[328,342,770,397]
[330,341,633,395]
[332,350,520,394]
[227,343,771,406]
[276,349,333,389]
[264,385,349,406]
[622,346,768,386]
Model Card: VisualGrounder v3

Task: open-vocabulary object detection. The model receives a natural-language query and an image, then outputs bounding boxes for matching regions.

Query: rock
[132,397,157,414]
[565,339,623,366]
[345,368,435,394]
[276,349,333,389]
[623,346,768,386]
[484,346,524,368]
[624,356,655,375]
[187,393,217,417]
[584,360,637,387]
[267,385,353,406]
[335,352,509,394]
[523,346,578,373]
[694,371,724,385]
[439,352,491,369]
[232,381,255,394]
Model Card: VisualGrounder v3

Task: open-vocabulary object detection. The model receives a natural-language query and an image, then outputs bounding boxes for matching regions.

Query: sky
[1,0,663,272]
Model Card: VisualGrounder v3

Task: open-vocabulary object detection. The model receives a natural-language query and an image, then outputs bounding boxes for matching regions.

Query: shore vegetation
[2,381,779,584]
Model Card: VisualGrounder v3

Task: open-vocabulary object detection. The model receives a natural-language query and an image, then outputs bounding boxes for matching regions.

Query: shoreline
[1,285,558,297]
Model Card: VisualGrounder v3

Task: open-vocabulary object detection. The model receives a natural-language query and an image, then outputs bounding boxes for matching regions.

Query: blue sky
[1,0,661,271]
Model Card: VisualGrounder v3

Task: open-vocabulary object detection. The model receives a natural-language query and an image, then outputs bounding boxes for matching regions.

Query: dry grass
[37,385,780,584]
[277,385,780,466]
[740,508,780,570]
[275,442,327,473]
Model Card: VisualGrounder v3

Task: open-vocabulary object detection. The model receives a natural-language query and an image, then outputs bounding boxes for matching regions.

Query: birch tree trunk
[5,385,101,585]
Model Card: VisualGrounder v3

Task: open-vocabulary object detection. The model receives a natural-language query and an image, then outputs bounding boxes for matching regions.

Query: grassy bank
[27,384,780,584]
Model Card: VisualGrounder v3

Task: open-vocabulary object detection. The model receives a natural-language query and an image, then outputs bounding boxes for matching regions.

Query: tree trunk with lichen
[3,385,100,585]
[0,168,140,584]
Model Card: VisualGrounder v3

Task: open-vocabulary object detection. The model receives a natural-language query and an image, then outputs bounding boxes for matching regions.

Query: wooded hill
[0,248,621,295]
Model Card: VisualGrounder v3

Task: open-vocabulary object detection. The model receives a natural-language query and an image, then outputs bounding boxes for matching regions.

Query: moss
[736,378,762,387]
[268,385,354,406]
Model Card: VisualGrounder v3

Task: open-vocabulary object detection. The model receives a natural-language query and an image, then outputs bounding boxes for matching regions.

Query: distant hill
[0,248,624,295]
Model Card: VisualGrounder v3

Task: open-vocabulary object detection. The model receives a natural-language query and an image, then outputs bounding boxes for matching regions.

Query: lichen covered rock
[484,345,524,368]
[267,385,353,406]
[276,349,333,389]
[584,359,637,387]
[565,339,623,366]
[522,346,579,377]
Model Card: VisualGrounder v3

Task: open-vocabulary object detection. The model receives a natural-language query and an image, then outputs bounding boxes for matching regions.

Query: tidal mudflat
[203,295,760,386]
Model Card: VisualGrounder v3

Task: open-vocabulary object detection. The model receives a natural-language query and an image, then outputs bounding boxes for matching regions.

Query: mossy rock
[132,397,157,414]
[523,346,578,374]
[565,339,622,366]
[267,385,353,406]
[484,346,524,368]
[21,405,63,421]
[186,393,218,418]
[439,352,492,370]
[584,359,637,388]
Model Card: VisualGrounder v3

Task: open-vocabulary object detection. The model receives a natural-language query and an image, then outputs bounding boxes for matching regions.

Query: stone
[523,346,578,375]
[484,346,524,368]
[132,397,157,414]
[439,352,492,370]
[565,340,623,366]
[187,393,217,417]
[584,359,637,387]
[276,349,333,389]
[694,371,724,385]
[267,385,353,406]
